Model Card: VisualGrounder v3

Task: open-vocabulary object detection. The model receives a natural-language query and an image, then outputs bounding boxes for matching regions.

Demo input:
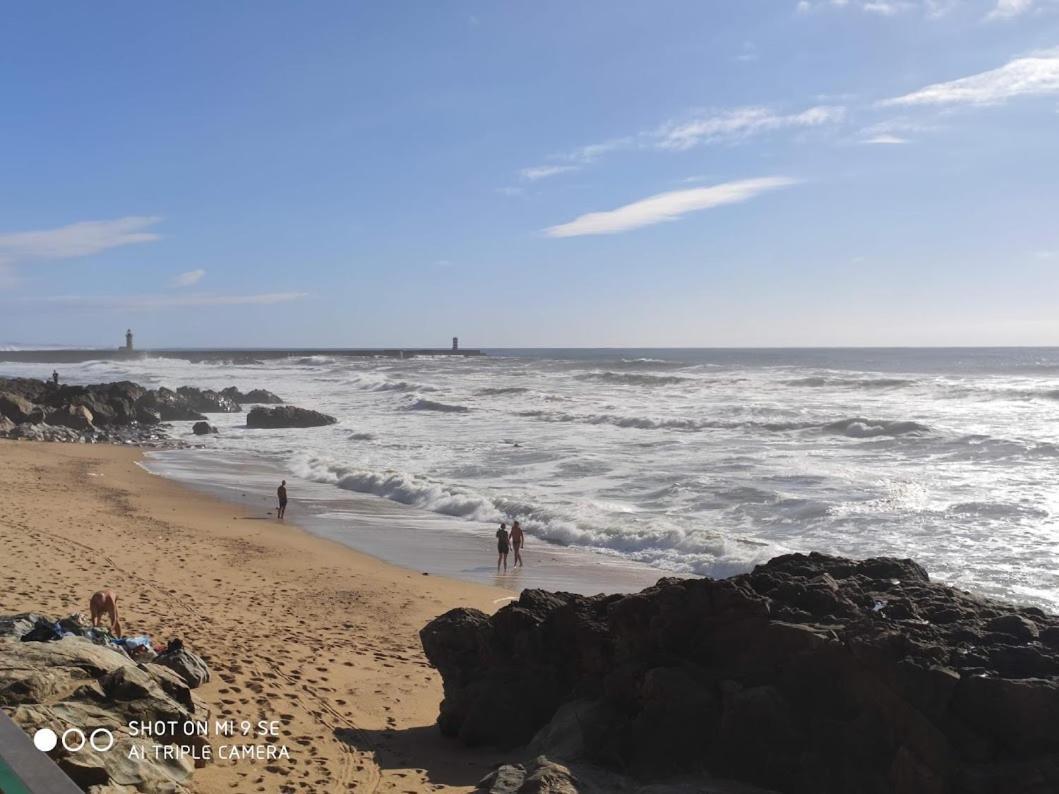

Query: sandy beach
[0,440,515,793]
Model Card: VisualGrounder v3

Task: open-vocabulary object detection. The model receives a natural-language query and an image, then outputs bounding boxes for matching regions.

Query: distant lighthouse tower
[125,329,134,352]
[452,336,459,351]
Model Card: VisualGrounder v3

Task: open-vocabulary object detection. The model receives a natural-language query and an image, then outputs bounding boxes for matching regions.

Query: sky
[1,1,1058,348]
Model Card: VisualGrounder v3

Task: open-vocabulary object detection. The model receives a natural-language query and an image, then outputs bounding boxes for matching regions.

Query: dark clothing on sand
[496,528,509,554]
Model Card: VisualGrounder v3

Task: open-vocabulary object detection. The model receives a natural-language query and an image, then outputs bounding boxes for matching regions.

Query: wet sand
[0,440,516,793]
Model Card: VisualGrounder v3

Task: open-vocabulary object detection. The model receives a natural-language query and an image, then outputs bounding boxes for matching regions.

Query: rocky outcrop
[175,386,240,414]
[0,613,211,793]
[475,755,770,794]
[220,387,283,404]
[191,421,216,436]
[421,553,1059,794]
[246,405,337,428]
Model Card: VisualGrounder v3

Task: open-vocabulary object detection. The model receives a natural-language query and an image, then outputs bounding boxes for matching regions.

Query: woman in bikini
[496,523,510,573]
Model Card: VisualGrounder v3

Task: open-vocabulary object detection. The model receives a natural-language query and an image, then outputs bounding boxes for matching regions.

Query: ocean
[4,348,1058,607]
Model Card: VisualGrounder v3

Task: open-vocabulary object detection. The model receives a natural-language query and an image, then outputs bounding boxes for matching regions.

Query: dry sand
[0,440,515,793]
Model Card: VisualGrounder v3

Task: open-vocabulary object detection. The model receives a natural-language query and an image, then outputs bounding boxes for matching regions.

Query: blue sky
[1,1,1058,348]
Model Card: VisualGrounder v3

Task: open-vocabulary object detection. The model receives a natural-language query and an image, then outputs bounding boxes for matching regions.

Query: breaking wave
[406,399,470,413]
[476,386,531,396]
[820,418,931,438]
[785,376,915,389]
[575,372,690,387]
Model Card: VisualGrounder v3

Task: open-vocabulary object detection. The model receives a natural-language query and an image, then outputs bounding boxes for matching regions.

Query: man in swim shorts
[277,480,288,519]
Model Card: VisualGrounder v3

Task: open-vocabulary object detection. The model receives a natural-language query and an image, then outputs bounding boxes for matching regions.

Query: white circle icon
[33,728,58,752]
[61,728,86,752]
[89,728,115,752]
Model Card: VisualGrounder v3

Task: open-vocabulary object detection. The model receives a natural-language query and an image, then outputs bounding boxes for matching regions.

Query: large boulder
[154,647,211,688]
[175,387,241,414]
[246,405,337,429]
[423,553,1059,794]
[191,421,216,436]
[220,386,283,404]
[47,404,95,431]
[0,390,38,423]
[139,388,206,422]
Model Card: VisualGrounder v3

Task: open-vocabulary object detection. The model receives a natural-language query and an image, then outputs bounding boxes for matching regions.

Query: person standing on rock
[496,523,510,573]
[277,480,288,519]
[510,521,525,568]
[52,370,59,386]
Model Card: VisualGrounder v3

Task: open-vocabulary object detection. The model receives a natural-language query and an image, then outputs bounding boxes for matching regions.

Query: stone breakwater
[421,553,1059,794]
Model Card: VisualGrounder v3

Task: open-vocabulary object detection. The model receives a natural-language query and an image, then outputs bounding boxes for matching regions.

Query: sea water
[4,348,1058,607]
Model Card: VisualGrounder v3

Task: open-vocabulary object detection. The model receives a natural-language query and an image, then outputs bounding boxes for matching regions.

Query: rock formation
[191,421,217,435]
[421,553,1059,794]
[0,377,302,444]
[246,405,337,428]
[0,613,212,793]
[220,386,283,404]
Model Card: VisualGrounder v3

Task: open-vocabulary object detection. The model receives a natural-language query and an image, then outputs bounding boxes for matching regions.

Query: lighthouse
[125,329,134,352]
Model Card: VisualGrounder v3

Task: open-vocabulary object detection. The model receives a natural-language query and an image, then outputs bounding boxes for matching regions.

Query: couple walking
[495,521,525,573]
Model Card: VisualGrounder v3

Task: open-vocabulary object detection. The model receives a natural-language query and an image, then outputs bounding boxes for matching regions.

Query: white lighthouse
[125,329,134,352]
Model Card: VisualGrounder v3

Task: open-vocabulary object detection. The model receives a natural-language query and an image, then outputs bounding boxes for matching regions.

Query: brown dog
[89,590,122,636]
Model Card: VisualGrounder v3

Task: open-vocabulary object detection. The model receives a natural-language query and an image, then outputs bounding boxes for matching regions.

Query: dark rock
[423,552,1059,794]
[986,614,1040,643]
[246,405,337,429]
[46,404,94,430]
[220,386,283,404]
[191,421,216,436]
[136,388,205,422]
[176,386,241,413]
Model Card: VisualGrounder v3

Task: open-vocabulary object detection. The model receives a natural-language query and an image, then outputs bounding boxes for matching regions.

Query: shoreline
[142,446,671,596]
[0,440,515,793]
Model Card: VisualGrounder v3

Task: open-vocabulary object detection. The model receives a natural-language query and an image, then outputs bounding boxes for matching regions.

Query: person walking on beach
[277,480,288,519]
[496,522,510,573]
[510,520,525,568]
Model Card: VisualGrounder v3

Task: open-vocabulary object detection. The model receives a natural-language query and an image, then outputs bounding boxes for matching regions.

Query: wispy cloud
[797,0,962,16]
[171,269,205,287]
[520,164,579,181]
[881,50,1059,106]
[655,105,845,150]
[28,292,307,311]
[861,134,910,144]
[544,177,798,238]
[0,217,161,263]
[519,103,843,181]
[986,0,1034,20]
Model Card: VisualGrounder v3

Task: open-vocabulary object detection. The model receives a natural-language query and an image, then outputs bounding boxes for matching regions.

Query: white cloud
[797,0,812,12]
[986,0,1034,20]
[30,292,307,311]
[881,50,1059,106]
[0,217,161,263]
[654,105,845,151]
[862,134,911,144]
[544,177,798,238]
[520,164,579,181]
[171,269,205,287]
